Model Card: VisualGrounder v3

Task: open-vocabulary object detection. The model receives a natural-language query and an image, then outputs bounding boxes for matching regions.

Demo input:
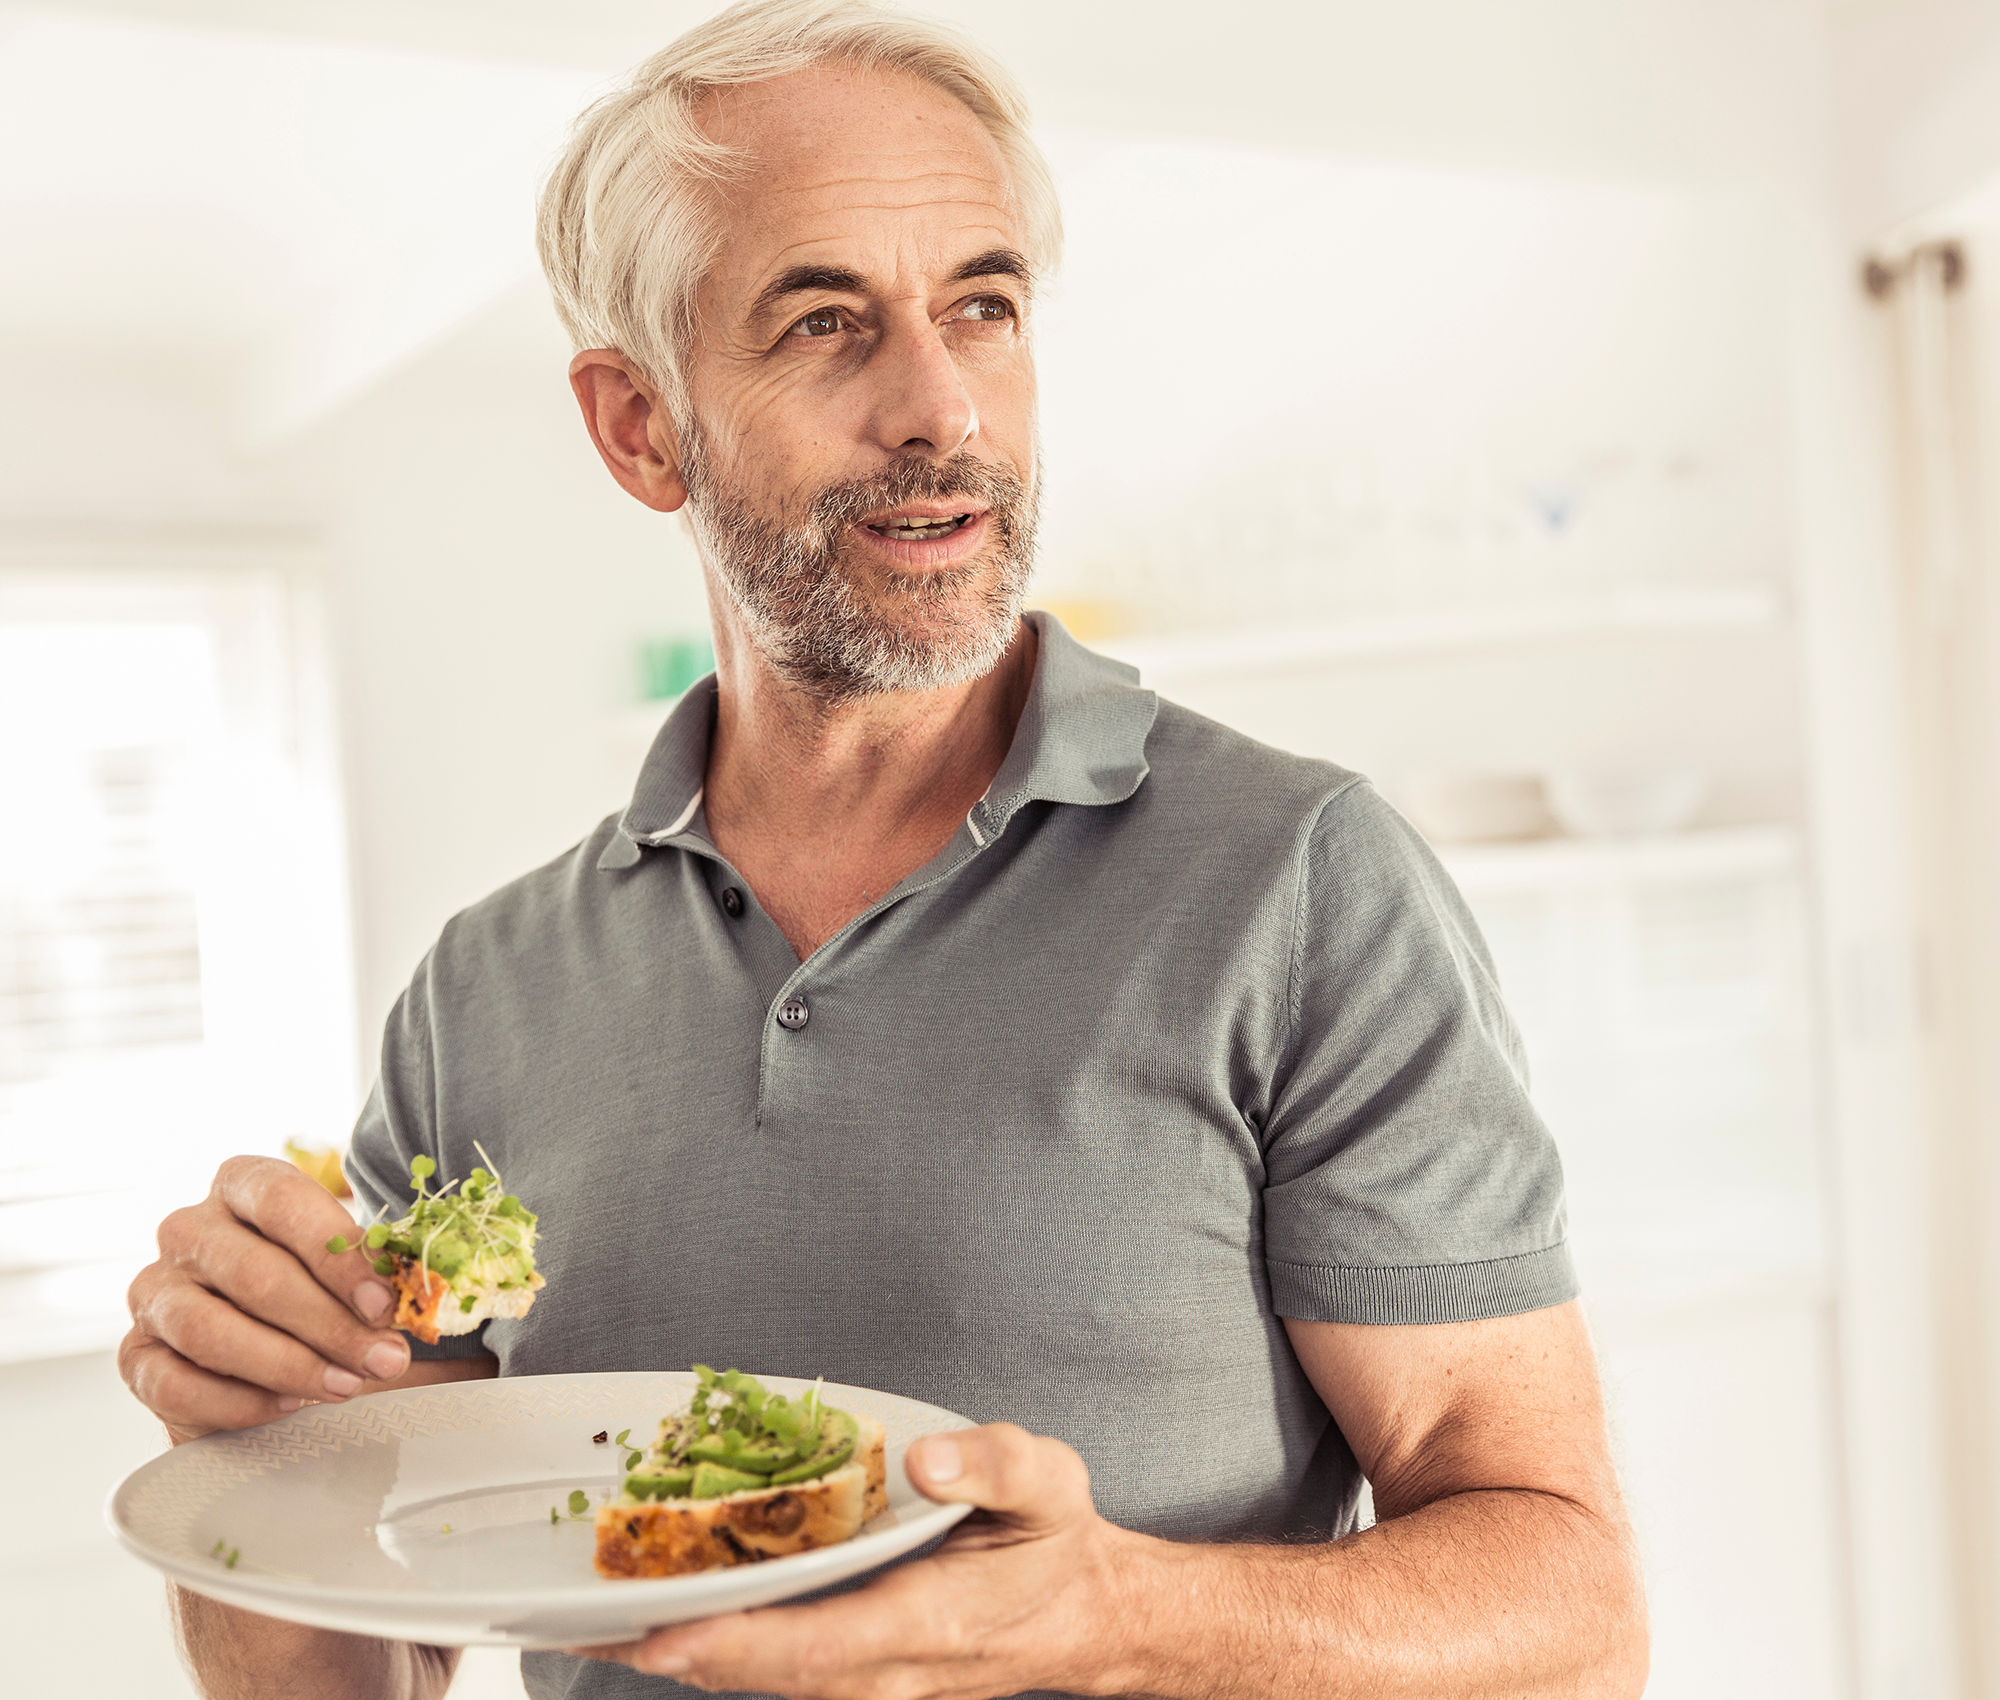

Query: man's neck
[701,607,1039,962]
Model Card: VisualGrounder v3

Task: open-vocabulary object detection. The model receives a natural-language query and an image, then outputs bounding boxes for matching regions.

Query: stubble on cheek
[683,436,1040,702]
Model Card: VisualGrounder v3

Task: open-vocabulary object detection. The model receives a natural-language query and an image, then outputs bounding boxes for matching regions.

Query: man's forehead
[701,64,1020,308]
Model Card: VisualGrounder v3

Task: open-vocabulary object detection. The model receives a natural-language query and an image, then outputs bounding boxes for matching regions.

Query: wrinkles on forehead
[690,64,1021,337]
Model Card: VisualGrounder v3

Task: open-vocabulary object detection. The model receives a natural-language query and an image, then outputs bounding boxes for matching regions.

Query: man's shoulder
[426,811,631,966]
[1139,693,1373,830]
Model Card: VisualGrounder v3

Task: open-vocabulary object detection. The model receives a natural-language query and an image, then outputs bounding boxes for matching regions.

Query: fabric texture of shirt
[346,611,1576,1700]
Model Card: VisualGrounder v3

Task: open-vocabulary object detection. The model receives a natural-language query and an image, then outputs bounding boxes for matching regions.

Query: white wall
[278,284,710,1050]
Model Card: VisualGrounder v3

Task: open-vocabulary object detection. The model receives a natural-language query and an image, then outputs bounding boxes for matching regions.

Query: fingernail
[644,1653,691,1676]
[276,1396,303,1412]
[919,1436,962,1483]
[354,1282,391,1322]
[323,1366,364,1397]
[364,1341,409,1380]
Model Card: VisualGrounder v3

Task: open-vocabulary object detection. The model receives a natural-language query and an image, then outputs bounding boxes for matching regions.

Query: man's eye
[957,297,1013,323]
[789,308,843,338]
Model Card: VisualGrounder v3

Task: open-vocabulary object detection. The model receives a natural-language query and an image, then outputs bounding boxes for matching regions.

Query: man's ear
[568,350,690,513]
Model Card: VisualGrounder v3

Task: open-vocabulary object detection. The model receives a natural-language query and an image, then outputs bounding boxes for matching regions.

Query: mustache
[795,456,1031,551]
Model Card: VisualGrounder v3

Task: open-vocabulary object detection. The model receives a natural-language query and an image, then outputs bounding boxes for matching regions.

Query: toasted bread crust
[594,1417,888,1579]
[390,1259,451,1344]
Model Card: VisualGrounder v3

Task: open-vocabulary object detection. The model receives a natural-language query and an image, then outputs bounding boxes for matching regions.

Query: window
[0,546,358,1361]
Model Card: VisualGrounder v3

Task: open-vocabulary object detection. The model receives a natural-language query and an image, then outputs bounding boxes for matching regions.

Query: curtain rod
[1863,240,1965,301]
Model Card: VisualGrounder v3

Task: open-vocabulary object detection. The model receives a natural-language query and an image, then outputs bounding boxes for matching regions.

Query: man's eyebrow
[749,264,869,324]
[748,250,1033,326]
[948,248,1032,286]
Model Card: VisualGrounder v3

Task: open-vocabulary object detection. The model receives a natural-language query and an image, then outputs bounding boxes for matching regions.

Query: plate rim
[107,1369,975,1613]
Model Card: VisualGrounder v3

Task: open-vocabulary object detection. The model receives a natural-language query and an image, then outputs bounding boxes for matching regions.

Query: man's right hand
[121,1155,415,1444]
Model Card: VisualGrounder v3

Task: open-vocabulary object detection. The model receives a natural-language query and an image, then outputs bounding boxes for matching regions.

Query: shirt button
[720,886,744,918]
[776,997,809,1031]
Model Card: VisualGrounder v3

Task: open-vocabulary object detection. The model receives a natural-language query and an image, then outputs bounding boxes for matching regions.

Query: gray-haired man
[121,3,1648,1696]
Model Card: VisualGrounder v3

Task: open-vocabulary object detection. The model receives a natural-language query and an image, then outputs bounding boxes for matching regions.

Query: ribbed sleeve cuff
[1269,1242,1579,1325]
[405,1323,495,1360]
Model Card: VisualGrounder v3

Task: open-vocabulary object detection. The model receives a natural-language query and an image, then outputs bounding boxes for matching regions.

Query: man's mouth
[862,511,978,542]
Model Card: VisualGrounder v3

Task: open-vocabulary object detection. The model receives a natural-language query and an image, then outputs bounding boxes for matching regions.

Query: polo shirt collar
[598,610,1157,872]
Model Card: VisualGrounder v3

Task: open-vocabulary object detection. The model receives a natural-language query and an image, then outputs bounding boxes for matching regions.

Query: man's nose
[864,317,978,456]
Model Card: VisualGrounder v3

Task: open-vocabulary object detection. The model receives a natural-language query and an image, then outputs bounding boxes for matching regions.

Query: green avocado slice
[686,1433,803,1474]
[768,1409,859,1486]
[690,1461,771,1500]
[624,1467,695,1501]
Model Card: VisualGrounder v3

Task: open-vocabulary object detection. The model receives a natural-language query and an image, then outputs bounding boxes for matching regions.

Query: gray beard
[681,429,1039,705]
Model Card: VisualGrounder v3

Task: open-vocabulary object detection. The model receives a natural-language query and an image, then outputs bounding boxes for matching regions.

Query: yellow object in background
[1029,599,1126,644]
[283,1140,352,1199]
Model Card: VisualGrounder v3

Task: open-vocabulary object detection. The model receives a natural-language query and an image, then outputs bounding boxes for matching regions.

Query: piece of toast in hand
[593,1415,888,1579]
[388,1255,544,1345]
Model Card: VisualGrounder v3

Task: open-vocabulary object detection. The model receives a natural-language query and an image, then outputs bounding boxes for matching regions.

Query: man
[120,2,1648,1696]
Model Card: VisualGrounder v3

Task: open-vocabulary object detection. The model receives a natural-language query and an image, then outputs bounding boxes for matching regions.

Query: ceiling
[8,0,1952,445]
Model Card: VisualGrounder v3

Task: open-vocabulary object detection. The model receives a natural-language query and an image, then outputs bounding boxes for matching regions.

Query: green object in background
[640,636,715,701]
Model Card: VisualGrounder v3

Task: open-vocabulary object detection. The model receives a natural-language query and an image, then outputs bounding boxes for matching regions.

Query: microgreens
[332,1149,538,1287]
[649,1368,831,1469]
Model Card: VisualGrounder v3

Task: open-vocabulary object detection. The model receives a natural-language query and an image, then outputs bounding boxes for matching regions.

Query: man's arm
[122,1156,502,1700]
[575,1300,1646,1699]
[1113,1302,1647,1698]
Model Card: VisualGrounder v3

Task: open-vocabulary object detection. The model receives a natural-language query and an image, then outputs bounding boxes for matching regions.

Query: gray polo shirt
[348,612,1573,1698]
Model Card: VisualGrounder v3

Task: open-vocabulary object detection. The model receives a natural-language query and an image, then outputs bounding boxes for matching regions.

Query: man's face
[676,62,1040,701]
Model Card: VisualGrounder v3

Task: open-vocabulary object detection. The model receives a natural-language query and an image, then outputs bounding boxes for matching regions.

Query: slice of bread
[594,1415,888,1579]
[388,1256,543,1344]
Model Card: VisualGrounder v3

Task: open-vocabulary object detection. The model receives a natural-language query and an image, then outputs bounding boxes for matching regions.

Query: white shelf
[1095,579,1786,684]
[1437,824,1799,893]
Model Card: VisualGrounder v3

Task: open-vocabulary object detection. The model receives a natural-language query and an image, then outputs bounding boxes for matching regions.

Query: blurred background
[2,1,1998,1695]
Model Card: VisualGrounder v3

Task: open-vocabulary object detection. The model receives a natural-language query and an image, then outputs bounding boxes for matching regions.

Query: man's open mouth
[863,512,977,542]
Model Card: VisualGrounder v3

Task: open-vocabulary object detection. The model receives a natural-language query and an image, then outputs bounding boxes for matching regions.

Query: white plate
[108,1370,976,1648]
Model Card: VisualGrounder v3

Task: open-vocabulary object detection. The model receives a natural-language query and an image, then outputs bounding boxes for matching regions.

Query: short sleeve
[342,951,495,1361]
[1261,782,1577,1325]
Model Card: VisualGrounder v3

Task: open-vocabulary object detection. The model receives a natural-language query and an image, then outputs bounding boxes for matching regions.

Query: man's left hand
[569,1423,1143,1700]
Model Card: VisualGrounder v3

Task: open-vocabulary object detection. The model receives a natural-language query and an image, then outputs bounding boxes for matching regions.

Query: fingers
[129,1257,406,1405]
[119,1329,302,1442]
[567,1429,1111,1699]
[209,1156,396,1324]
[572,1592,914,1698]
[122,1156,417,1440]
[905,1423,1092,1533]
[157,1201,409,1386]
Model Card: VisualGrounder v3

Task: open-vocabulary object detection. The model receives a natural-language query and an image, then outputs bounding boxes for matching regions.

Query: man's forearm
[171,1586,459,1700]
[1102,1488,1647,1700]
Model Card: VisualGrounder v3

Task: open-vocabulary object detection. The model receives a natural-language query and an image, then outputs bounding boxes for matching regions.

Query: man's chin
[773,590,1024,701]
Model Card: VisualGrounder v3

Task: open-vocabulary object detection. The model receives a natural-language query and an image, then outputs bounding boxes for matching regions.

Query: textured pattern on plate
[123,1378,613,1554]
[120,1374,948,1560]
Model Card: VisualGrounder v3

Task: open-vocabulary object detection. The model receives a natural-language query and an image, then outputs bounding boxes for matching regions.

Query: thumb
[905,1422,1094,1534]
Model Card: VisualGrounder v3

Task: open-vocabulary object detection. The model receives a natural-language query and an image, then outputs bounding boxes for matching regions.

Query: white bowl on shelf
[1545,768,1708,838]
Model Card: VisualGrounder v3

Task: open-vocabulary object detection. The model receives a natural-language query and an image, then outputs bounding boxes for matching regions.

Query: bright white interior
[6,3,2000,1699]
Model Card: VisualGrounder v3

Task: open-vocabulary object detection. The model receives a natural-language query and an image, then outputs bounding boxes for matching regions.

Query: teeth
[877,513,969,539]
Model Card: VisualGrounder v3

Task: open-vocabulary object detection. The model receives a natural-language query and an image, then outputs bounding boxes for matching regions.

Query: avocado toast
[595,1368,888,1579]
[329,1149,545,1344]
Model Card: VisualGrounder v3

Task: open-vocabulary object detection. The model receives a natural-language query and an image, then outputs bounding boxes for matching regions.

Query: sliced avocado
[768,1409,859,1486]
[690,1462,770,1500]
[687,1433,803,1473]
[424,1233,473,1279]
[625,1467,695,1501]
